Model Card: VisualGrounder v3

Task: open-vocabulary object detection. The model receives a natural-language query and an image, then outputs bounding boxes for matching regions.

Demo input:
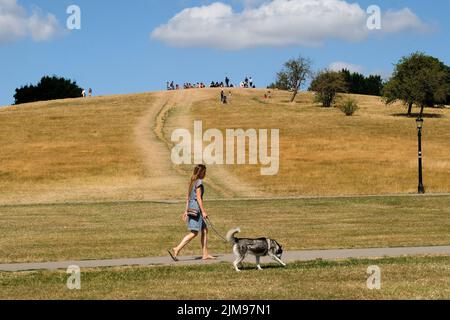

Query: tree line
[340,69,383,97]
[13,76,82,105]
[270,52,450,116]
[268,62,383,99]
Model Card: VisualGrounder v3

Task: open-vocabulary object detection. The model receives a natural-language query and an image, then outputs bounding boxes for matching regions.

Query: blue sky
[0,0,449,106]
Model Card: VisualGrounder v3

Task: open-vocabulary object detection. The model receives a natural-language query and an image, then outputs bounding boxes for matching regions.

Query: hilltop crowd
[239,76,255,88]
[166,76,255,91]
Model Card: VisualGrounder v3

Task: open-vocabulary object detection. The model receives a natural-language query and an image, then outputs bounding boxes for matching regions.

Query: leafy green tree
[14,76,83,105]
[446,66,450,105]
[365,75,384,96]
[273,55,313,102]
[309,70,347,108]
[340,69,383,96]
[267,72,290,91]
[383,52,450,116]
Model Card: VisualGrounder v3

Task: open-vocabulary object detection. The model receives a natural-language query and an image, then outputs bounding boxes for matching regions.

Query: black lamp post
[416,117,425,194]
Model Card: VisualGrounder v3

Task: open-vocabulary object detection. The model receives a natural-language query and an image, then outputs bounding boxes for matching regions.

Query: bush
[14,76,83,105]
[339,98,359,116]
[309,70,347,108]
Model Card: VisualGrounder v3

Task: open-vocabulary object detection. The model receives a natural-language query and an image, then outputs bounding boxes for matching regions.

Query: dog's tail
[226,228,241,243]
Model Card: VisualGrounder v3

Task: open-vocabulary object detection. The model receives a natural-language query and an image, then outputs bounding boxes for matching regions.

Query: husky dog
[226,228,286,272]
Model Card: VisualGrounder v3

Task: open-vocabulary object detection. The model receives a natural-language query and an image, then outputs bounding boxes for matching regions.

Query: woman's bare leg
[173,232,198,257]
[201,228,215,260]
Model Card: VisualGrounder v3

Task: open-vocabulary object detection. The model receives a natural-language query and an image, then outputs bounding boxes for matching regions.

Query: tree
[309,70,347,108]
[267,72,290,91]
[364,75,384,96]
[446,66,450,105]
[14,76,83,105]
[339,69,383,96]
[273,55,313,102]
[383,52,450,117]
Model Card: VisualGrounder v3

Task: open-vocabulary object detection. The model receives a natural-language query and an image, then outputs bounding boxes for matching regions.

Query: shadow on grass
[238,264,287,271]
[251,97,270,105]
[392,113,446,119]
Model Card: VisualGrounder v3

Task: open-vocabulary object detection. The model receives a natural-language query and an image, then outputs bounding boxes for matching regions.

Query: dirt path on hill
[147,89,264,198]
[133,91,187,198]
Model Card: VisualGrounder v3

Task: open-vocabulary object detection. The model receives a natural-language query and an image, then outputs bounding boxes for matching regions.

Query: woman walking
[169,165,215,261]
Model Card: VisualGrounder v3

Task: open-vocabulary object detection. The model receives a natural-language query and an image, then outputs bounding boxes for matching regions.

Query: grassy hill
[165,89,450,196]
[1,88,449,205]
[0,92,186,205]
[1,91,450,300]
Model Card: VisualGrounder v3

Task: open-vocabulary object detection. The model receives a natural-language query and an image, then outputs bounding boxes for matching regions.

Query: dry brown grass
[0,93,192,205]
[0,95,143,202]
[164,88,450,197]
[1,89,449,205]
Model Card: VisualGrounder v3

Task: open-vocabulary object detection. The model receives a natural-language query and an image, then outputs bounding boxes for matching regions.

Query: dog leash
[205,217,229,243]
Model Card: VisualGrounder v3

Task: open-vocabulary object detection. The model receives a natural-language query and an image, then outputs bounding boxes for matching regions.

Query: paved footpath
[1,246,450,272]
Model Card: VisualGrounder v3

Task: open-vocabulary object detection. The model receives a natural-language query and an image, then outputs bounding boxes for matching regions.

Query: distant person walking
[81,89,86,98]
[220,90,228,104]
[169,165,215,262]
[249,77,253,88]
[88,88,92,97]
[225,77,230,88]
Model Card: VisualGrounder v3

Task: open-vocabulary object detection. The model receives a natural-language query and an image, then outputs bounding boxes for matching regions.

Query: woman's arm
[184,195,189,212]
[196,187,208,219]
[182,195,189,221]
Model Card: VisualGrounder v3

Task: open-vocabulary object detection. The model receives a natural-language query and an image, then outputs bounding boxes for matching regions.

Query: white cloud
[27,10,59,41]
[239,0,267,8]
[383,8,431,34]
[0,0,61,44]
[151,0,432,50]
[329,62,364,74]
